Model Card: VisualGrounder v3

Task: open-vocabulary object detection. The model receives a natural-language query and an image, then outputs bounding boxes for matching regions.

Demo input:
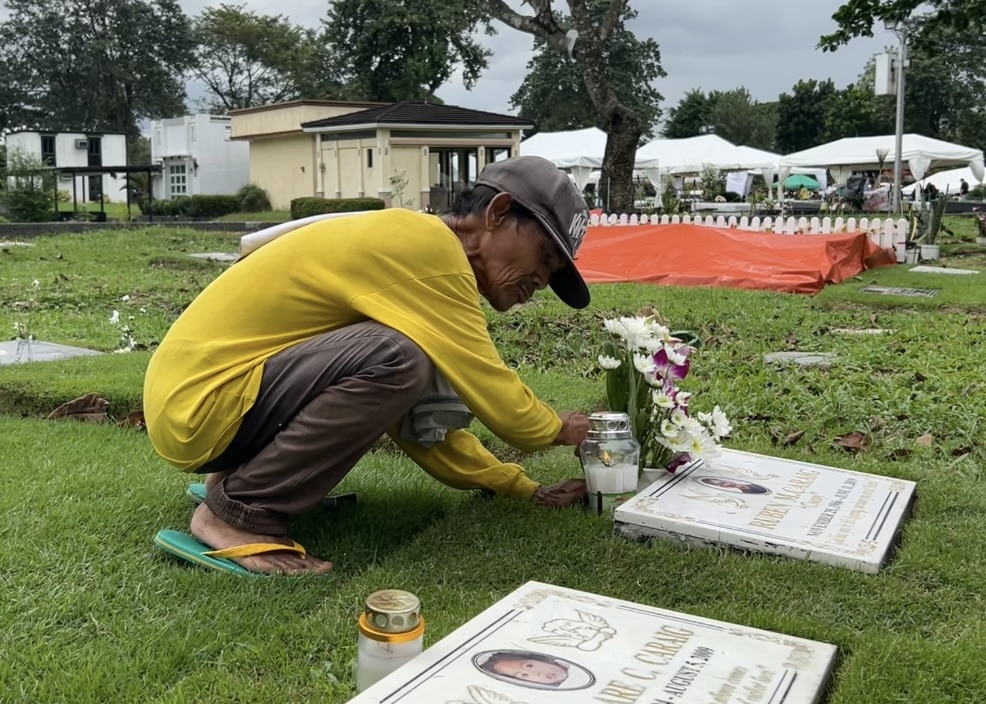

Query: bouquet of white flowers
[597,316,731,474]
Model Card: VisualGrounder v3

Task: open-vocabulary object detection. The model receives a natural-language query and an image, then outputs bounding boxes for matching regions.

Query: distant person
[924,183,939,200]
[960,178,969,196]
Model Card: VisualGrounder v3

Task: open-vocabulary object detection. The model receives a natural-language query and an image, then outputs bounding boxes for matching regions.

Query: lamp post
[885,18,908,216]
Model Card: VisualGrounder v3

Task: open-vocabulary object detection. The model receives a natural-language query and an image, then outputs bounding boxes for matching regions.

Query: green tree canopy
[708,88,776,150]
[820,0,986,50]
[323,0,492,102]
[193,4,333,112]
[480,0,659,213]
[774,79,838,153]
[509,1,664,140]
[661,89,715,138]
[0,0,195,135]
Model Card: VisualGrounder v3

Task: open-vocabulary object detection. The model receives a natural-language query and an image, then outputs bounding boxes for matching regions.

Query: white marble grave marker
[347,581,837,704]
[615,449,916,574]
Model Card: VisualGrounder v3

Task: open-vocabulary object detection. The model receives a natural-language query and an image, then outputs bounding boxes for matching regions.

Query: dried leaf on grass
[888,448,911,460]
[117,411,146,431]
[769,427,807,446]
[835,431,869,453]
[951,446,973,457]
[47,393,109,423]
[916,434,934,448]
[783,430,806,446]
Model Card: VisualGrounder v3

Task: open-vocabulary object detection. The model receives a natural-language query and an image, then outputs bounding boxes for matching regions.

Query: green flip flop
[153,529,311,577]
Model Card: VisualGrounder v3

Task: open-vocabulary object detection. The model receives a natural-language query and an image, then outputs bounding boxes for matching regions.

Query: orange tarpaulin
[576,224,896,295]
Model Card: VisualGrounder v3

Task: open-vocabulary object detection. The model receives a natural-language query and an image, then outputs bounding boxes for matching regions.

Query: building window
[366,148,373,168]
[224,125,232,141]
[190,124,197,142]
[87,137,102,168]
[40,135,56,166]
[169,164,187,196]
[486,147,511,164]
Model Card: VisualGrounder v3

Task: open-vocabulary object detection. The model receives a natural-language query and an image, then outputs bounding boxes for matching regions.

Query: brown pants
[199,321,434,536]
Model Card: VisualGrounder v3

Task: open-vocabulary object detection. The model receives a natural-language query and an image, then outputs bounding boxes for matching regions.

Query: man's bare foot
[190,503,333,576]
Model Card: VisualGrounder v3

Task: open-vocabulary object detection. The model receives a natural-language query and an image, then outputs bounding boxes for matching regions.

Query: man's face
[477,208,567,313]
[492,657,569,685]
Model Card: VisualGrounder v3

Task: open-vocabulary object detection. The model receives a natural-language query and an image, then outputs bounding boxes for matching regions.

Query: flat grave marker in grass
[860,286,939,298]
[0,340,102,365]
[614,449,916,574]
[908,265,979,275]
[763,351,837,367]
[347,580,837,704]
[188,251,239,263]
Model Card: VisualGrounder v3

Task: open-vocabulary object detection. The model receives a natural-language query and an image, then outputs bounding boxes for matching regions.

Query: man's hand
[553,411,589,447]
[532,479,587,508]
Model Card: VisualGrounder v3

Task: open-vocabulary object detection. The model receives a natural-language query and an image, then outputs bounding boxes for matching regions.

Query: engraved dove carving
[447,685,528,704]
[527,609,616,651]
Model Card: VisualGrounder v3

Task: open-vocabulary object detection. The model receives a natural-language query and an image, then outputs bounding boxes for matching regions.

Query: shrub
[237,184,271,212]
[0,214,8,224]
[2,148,56,222]
[290,197,385,220]
[138,195,238,218]
[185,194,239,218]
[970,184,986,199]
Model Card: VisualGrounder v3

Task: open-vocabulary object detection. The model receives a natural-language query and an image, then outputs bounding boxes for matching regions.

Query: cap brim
[549,262,591,309]
[528,211,590,309]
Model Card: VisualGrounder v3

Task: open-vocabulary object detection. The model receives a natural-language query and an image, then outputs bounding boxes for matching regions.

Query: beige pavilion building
[229,100,532,211]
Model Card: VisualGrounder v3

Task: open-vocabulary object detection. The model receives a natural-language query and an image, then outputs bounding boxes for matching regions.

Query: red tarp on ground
[576,224,896,295]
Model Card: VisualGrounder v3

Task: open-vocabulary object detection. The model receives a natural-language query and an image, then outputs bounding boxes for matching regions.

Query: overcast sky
[1,0,891,118]
[176,0,889,117]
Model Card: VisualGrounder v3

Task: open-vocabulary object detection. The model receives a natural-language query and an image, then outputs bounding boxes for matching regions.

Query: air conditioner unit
[74,139,89,149]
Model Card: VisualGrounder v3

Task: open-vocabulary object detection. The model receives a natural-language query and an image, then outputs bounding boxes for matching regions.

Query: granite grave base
[614,449,916,574]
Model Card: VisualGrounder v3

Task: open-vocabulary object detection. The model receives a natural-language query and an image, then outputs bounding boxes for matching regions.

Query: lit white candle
[356,635,423,692]
[586,463,638,494]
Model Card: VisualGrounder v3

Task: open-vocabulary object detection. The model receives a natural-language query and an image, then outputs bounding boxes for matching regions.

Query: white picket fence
[589,212,909,250]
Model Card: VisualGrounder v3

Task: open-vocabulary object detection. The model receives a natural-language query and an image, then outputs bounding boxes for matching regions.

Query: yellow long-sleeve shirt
[142,209,562,499]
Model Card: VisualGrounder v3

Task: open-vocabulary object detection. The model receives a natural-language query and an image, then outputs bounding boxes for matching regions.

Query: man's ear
[485,192,514,230]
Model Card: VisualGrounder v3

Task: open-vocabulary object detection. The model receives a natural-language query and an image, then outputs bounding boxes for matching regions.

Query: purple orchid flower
[653,344,692,381]
[667,454,692,473]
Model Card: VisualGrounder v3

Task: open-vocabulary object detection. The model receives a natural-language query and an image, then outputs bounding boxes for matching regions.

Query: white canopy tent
[635,135,781,203]
[636,134,777,174]
[732,145,827,197]
[779,133,986,190]
[519,127,659,192]
[902,166,982,196]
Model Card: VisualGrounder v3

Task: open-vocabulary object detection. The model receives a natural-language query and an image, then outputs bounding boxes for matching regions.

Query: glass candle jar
[579,411,641,514]
[356,589,425,693]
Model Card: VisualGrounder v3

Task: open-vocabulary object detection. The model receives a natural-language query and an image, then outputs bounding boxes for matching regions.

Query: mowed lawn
[1,227,985,703]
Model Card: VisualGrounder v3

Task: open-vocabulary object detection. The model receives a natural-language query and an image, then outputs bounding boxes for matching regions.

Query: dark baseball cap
[476,155,591,309]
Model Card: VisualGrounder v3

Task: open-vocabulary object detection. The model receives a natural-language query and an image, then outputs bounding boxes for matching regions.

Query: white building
[150,114,250,200]
[5,131,128,203]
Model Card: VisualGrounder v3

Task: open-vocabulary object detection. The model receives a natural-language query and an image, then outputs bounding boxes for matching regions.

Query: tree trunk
[599,102,642,213]
[482,0,643,212]
[577,35,642,214]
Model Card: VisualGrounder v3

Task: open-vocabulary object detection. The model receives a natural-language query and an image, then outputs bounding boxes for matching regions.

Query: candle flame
[600,450,614,466]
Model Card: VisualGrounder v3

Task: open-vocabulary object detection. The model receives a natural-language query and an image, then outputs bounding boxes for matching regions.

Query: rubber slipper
[185,483,358,510]
[186,483,208,505]
[153,529,308,577]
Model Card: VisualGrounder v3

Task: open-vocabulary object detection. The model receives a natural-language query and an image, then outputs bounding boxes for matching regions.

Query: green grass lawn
[55,201,143,220]
[214,209,292,223]
[2,228,986,702]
